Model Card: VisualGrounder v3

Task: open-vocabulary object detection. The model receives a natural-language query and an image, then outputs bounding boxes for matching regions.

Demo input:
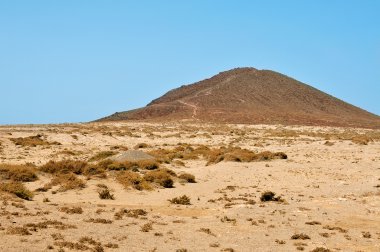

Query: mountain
[98,67,380,128]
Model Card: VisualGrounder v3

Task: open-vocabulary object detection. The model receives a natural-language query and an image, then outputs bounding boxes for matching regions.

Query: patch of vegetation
[6,226,32,235]
[59,206,83,214]
[291,233,311,240]
[134,143,149,149]
[10,134,61,147]
[40,160,88,175]
[98,159,159,171]
[310,248,331,252]
[114,208,147,220]
[88,151,116,162]
[97,185,114,200]
[178,173,196,183]
[0,181,33,200]
[0,164,38,182]
[148,145,287,166]
[169,195,191,205]
[260,191,283,202]
[144,169,175,188]
[48,173,86,192]
[140,222,153,232]
[84,218,112,224]
[116,171,152,190]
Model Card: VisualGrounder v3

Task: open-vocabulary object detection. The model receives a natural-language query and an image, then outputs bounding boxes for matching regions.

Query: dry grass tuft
[88,151,116,162]
[134,143,149,149]
[10,134,61,147]
[84,218,112,224]
[114,208,147,220]
[59,206,83,214]
[260,191,283,202]
[40,160,88,174]
[178,173,196,183]
[116,171,152,190]
[49,173,86,192]
[98,186,114,200]
[0,181,33,200]
[144,169,175,188]
[169,195,191,205]
[7,226,32,235]
[0,164,38,182]
[310,248,331,252]
[291,233,311,240]
[140,222,153,232]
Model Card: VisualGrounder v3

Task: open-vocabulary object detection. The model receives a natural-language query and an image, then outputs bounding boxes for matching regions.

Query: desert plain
[0,122,379,252]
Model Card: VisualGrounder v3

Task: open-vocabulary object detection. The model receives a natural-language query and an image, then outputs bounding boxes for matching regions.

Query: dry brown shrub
[7,226,31,235]
[54,241,89,250]
[25,220,77,230]
[116,171,151,190]
[291,233,311,240]
[134,143,149,149]
[178,173,196,183]
[88,151,116,162]
[49,173,86,192]
[0,181,33,200]
[98,187,114,200]
[310,248,331,252]
[10,134,61,147]
[84,218,112,224]
[351,135,373,145]
[260,191,283,202]
[40,160,88,175]
[144,169,174,188]
[114,208,147,219]
[0,164,38,182]
[140,222,153,232]
[169,195,191,205]
[59,206,83,214]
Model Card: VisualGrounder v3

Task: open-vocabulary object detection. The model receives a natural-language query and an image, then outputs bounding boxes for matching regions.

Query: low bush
[0,181,33,200]
[0,164,38,182]
[144,169,174,188]
[40,160,88,175]
[178,173,196,183]
[116,171,151,190]
[10,134,61,147]
[169,195,191,205]
[88,151,116,162]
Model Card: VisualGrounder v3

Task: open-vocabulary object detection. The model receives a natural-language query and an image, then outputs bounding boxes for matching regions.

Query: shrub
[0,181,33,200]
[169,195,191,205]
[40,160,88,175]
[10,134,61,147]
[88,151,116,162]
[0,164,38,182]
[178,173,196,183]
[291,233,311,240]
[7,226,32,235]
[59,206,83,214]
[98,187,114,200]
[116,171,151,190]
[260,191,282,202]
[144,169,174,188]
[134,143,149,149]
[49,173,86,192]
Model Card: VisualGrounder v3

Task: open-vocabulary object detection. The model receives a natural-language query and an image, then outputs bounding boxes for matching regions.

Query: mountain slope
[98,67,380,128]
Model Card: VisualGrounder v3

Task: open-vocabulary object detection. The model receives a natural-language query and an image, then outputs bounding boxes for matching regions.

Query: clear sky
[0,1,379,124]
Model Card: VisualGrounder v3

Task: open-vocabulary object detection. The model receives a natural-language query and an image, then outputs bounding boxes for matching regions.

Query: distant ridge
[98,67,380,128]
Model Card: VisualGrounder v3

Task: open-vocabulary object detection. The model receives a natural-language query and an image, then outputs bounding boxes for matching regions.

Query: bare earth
[0,122,379,252]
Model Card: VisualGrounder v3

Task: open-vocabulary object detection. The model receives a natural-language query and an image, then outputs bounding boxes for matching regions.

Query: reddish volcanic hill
[98,67,380,128]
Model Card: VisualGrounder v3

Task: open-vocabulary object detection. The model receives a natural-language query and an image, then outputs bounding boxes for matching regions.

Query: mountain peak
[98,67,380,128]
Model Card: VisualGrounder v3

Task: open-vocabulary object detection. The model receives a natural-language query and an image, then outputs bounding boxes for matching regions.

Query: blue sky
[0,1,379,124]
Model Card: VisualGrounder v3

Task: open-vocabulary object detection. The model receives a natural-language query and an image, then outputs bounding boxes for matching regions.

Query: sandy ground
[0,122,379,252]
